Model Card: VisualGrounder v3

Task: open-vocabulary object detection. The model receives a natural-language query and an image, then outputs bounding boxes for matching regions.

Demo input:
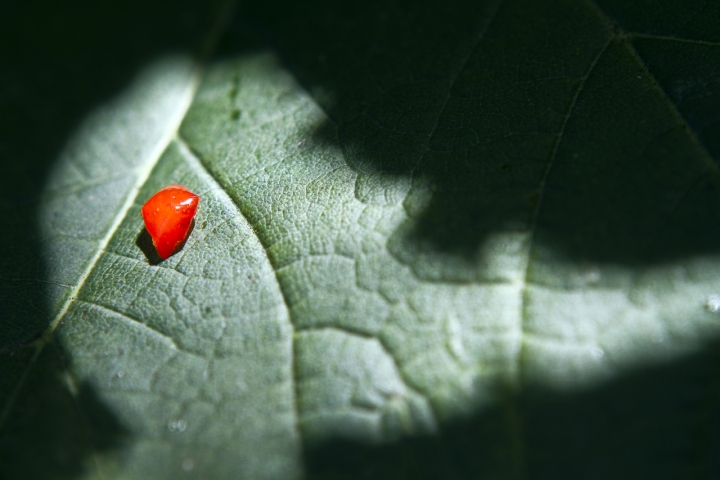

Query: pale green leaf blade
[2,0,720,478]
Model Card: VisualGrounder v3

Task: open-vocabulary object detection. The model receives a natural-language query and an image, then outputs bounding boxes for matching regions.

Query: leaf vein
[423,0,507,148]
[586,0,720,175]
[0,69,200,432]
[629,32,720,47]
[76,300,182,351]
[296,326,438,427]
[622,41,720,176]
[173,133,305,448]
[519,33,612,360]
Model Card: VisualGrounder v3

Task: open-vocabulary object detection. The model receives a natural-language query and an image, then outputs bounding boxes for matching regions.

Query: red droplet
[141,184,200,260]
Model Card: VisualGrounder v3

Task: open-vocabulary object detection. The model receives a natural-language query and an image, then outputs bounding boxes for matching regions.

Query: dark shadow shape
[0,344,129,480]
[304,340,720,480]
[135,219,195,265]
[217,0,720,268]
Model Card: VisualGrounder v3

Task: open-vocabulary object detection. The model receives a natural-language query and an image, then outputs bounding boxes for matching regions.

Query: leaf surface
[2,0,720,478]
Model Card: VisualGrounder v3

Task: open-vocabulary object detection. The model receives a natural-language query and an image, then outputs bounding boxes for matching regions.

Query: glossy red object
[141,184,199,260]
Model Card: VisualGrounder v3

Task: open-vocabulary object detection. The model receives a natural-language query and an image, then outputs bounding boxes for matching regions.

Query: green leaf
[3,0,720,478]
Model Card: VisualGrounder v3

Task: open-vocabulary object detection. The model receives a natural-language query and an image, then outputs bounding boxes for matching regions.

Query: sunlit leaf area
[2,0,720,478]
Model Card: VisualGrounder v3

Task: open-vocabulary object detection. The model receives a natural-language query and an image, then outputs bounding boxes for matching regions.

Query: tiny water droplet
[116,371,125,378]
[181,458,195,472]
[583,268,601,285]
[651,332,664,344]
[591,347,604,359]
[168,420,187,433]
[705,295,720,313]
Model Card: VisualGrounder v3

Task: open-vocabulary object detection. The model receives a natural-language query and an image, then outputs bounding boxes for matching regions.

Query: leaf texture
[2,0,720,478]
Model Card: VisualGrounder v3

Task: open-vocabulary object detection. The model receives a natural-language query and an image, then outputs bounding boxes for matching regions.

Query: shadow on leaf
[303,338,720,479]
[223,0,720,269]
[0,344,128,480]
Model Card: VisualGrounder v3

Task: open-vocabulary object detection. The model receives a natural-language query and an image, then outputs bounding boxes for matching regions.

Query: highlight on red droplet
[141,184,199,260]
